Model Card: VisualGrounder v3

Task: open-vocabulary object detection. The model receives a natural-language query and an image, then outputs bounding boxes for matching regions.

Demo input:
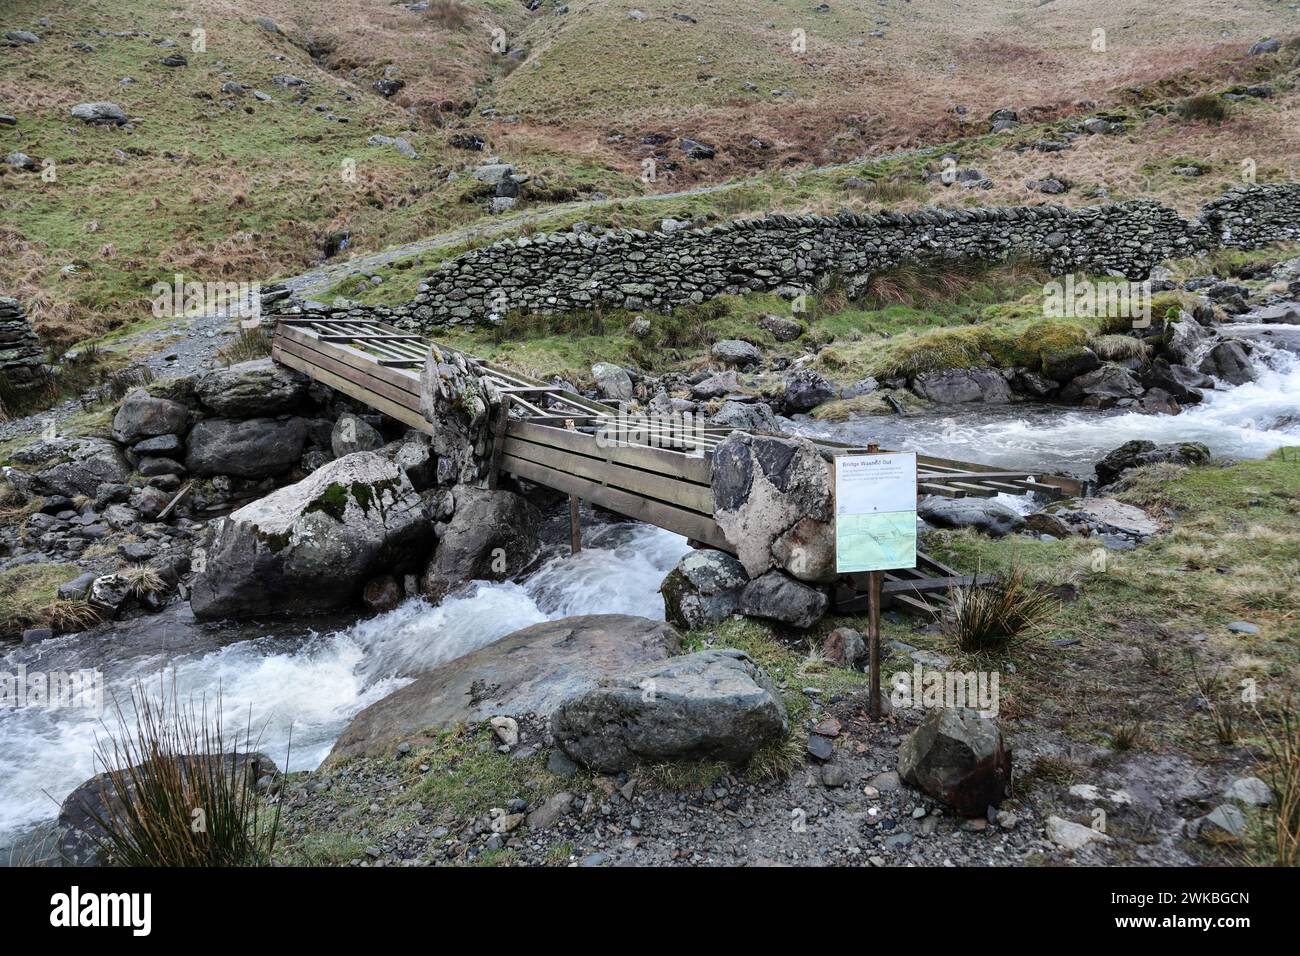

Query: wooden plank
[276,336,423,413]
[276,324,422,396]
[319,334,426,343]
[508,420,713,485]
[276,349,431,433]
[503,436,714,514]
[502,454,732,551]
[882,574,998,596]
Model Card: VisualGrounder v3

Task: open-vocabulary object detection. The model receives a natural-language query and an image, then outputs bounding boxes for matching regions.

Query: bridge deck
[272,315,1085,615]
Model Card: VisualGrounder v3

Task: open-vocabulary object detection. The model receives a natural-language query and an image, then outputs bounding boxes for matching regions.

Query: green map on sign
[835,510,917,573]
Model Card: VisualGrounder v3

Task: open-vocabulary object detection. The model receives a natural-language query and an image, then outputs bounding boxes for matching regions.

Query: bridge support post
[569,495,581,554]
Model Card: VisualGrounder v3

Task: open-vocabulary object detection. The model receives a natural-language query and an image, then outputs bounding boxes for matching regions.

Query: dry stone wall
[267,183,1300,332]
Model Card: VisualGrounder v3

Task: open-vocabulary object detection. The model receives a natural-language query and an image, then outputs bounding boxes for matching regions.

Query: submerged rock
[330,615,680,759]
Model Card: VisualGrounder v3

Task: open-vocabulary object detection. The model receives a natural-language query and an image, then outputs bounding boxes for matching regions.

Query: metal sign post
[833,443,918,720]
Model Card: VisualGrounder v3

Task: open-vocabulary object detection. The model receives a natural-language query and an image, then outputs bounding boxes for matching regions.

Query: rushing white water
[0,520,690,849]
[794,324,1300,476]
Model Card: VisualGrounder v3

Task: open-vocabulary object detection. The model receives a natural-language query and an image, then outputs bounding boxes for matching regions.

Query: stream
[2,316,1297,857]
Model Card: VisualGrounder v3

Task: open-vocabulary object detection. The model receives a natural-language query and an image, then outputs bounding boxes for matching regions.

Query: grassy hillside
[0,0,633,345]
[0,0,1296,354]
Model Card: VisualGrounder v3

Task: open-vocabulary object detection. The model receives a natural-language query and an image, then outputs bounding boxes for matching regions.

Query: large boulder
[918,495,1024,537]
[1042,346,1101,382]
[420,485,541,604]
[898,707,1011,817]
[56,752,278,865]
[738,571,828,629]
[190,452,432,619]
[7,437,130,498]
[660,549,748,629]
[711,339,763,368]
[1198,340,1255,385]
[911,367,1012,404]
[590,362,634,401]
[1164,314,1211,365]
[1141,358,1212,405]
[185,417,308,478]
[551,649,789,772]
[111,388,189,444]
[70,101,127,125]
[711,433,833,580]
[329,615,680,759]
[1093,440,1212,486]
[331,413,383,457]
[1057,365,1144,407]
[707,400,779,434]
[783,369,835,413]
[420,346,499,486]
[194,358,309,417]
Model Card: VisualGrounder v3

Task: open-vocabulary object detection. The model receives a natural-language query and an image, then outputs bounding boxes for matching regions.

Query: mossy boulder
[190,452,432,619]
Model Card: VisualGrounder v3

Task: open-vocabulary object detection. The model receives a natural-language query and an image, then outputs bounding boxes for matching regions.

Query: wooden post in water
[569,495,581,554]
[866,441,882,720]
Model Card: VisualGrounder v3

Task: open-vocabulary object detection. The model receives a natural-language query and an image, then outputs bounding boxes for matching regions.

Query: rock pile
[0,296,44,390]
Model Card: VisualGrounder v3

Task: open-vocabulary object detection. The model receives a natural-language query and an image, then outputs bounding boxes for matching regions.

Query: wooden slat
[508,420,713,485]
[276,348,430,433]
[503,436,714,514]
[274,338,422,413]
[882,574,998,595]
[276,324,421,395]
[502,453,731,551]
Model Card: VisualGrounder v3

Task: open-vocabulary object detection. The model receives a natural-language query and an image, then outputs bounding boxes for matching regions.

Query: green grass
[0,562,99,638]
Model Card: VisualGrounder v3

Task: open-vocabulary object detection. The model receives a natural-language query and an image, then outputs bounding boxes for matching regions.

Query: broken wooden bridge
[271,314,1085,617]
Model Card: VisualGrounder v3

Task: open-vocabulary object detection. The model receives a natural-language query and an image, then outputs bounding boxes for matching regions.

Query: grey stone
[783,369,835,412]
[420,486,541,604]
[331,413,384,457]
[194,358,309,416]
[112,388,188,444]
[918,495,1024,537]
[1224,775,1272,806]
[711,339,763,368]
[590,362,634,401]
[190,452,432,619]
[7,437,130,498]
[738,571,828,629]
[898,708,1011,817]
[1093,439,1211,486]
[552,650,788,771]
[707,400,779,434]
[912,367,1011,404]
[331,615,680,759]
[185,417,308,478]
[660,548,748,629]
[70,102,127,125]
[1198,340,1255,385]
[711,433,833,580]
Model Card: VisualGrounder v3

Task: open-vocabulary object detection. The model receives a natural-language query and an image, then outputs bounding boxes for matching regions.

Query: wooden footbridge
[271,314,1084,617]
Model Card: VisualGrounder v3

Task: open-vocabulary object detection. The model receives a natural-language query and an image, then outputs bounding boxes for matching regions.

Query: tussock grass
[216,327,273,366]
[941,566,1059,654]
[0,563,100,638]
[1178,93,1230,124]
[1253,701,1300,867]
[79,681,283,866]
[1090,333,1150,362]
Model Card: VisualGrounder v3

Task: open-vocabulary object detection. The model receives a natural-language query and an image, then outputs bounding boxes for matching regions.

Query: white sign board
[834,452,918,573]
